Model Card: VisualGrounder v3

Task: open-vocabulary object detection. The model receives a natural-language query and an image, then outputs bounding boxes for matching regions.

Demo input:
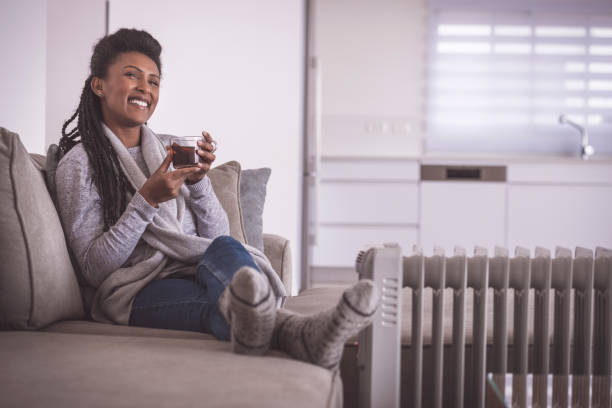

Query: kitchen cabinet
[507,185,612,250]
[319,182,418,225]
[312,159,419,280]
[314,180,419,269]
[420,181,507,254]
[313,225,419,269]
[311,157,612,285]
[507,162,612,250]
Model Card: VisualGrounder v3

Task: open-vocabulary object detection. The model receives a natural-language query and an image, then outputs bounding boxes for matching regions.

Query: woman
[56,28,378,370]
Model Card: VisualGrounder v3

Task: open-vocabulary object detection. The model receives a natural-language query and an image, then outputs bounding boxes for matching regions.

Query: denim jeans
[128,235,260,341]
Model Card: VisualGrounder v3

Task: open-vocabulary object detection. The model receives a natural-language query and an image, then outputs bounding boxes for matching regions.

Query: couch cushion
[43,319,217,340]
[0,330,342,408]
[0,128,84,329]
[207,160,248,244]
[240,167,271,251]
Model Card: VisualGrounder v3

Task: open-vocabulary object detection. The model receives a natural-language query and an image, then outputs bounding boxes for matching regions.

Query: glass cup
[170,136,201,169]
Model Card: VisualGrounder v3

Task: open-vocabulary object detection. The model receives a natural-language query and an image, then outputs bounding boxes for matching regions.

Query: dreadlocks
[58,28,162,231]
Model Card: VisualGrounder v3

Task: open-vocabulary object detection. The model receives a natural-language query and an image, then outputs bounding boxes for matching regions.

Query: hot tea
[171,143,199,168]
[170,136,201,168]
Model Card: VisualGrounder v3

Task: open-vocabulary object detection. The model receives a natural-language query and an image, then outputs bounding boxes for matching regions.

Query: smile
[128,97,150,109]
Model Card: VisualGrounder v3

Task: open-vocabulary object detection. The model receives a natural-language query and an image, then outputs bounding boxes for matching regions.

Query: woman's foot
[219,266,277,355]
[272,280,379,370]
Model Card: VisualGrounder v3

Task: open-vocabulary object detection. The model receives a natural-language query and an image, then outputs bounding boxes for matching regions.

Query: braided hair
[59,28,162,231]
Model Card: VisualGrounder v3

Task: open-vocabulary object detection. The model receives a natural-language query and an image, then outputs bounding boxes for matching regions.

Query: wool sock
[272,279,379,370]
[218,266,277,355]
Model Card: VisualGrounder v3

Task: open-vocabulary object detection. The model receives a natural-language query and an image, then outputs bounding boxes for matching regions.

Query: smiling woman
[53,27,380,371]
[91,51,160,142]
[58,29,168,227]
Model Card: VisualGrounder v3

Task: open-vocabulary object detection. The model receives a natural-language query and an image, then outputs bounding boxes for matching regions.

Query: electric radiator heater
[357,245,612,408]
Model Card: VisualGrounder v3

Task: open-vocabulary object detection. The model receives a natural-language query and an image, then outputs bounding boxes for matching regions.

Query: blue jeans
[128,236,260,341]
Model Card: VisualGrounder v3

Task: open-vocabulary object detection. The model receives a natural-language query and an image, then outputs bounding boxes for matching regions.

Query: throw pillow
[207,161,248,245]
[240,168,271,251]
[44,143,62,207]
[0,128,84,329]
[43,144,94,315]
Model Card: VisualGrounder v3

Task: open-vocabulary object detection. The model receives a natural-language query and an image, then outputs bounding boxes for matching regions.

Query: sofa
[8,126,603,408]
[0,127,345,408]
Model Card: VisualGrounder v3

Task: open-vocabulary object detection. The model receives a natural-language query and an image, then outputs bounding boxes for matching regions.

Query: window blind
[426,10,612,154]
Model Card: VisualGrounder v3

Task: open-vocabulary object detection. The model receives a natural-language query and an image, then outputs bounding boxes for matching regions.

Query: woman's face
[92,51,160,128]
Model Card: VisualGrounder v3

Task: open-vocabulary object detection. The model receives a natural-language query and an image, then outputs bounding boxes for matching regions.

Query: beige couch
[0,128,343,408]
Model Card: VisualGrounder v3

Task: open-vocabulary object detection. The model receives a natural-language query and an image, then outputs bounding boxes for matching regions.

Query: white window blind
[426,9,612,154]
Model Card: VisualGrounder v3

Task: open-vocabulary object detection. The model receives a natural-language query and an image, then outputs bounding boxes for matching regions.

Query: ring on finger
[209,139,217,153]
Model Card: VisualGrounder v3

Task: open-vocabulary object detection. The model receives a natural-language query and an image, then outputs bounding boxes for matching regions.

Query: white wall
[0,0,105,154]
[316,0,426,118]
[0,0,47,154]
[1,0,305,293]
[314,0,427,158]
[109,0,305,293]
[46,0,106,150]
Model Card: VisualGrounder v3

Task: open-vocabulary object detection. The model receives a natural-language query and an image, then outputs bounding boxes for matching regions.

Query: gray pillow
[44,143,62,207]
[239,168,271,252]
[207,161,248,245]
[0,128,84,329]
[43,144,95,314]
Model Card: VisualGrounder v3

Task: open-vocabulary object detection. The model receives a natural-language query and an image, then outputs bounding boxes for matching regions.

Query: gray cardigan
[55,138,229,292]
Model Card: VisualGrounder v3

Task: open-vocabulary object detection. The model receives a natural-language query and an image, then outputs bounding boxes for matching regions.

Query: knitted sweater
[56,138,230,290]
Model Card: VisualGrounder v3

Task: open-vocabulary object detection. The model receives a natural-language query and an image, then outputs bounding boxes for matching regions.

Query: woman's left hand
[185,131,217,185]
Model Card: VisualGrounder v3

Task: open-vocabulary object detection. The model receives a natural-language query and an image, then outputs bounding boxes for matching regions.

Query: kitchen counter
[322,153,612,165]
[421,152,612,165]
[322,154,612,184]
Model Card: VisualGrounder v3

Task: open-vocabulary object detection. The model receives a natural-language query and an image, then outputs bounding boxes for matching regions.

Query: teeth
[129,98,148,108]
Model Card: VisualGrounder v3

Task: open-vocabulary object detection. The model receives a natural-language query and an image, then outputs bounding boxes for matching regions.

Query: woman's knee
[203,235,253,262]
[209,235,242,251]
[198,234,259,285]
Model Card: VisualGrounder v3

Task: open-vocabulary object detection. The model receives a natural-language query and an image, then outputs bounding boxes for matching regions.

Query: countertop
[322,153,612,165]
[421,152,612,165]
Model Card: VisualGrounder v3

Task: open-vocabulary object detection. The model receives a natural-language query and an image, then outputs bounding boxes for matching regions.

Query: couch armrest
[263,233,292,294]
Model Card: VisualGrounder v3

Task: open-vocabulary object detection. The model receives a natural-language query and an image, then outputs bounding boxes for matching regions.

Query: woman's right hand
[138,147,200,208]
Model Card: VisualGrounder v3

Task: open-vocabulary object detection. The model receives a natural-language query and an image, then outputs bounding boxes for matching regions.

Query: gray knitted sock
[218,266,276,356]
[272,280,379,370]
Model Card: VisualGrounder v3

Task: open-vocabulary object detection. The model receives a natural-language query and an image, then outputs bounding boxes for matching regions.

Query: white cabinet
[420,182,507,254]
[314,225,418,268]
[507,163,612,250]
[315,180,419,268]
[313,159,419,272]
[508,185,612,250]
[311,158,612,285]
[319,182,419,225]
